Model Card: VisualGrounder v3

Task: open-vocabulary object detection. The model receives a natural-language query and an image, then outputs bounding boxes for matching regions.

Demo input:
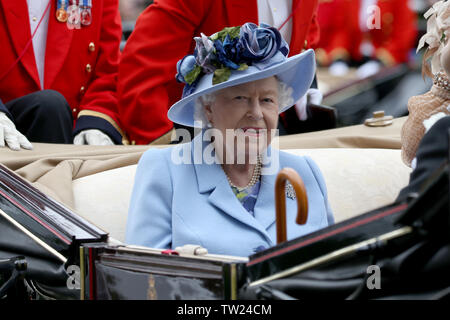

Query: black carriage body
[81,244,246,300]
[239,164,450,299]
[0,163,246,300]
[1,161,449,300]
[245,202,408,283]
[0,163,107,299]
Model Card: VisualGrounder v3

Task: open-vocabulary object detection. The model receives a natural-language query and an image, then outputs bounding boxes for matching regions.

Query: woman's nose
[247,99,264,120]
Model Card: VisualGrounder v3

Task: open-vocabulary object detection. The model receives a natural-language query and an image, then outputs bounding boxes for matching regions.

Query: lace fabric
[401,72,450,166]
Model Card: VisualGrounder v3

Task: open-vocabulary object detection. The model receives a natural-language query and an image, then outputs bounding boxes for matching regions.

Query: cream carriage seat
[71,148,412,243]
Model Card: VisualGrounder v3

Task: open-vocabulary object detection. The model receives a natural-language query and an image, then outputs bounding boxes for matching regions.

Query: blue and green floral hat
[168,22,316,127]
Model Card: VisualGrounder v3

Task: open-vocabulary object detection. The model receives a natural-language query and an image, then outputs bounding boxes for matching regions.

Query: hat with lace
[417,0,450,77]
[167,22,316,127]
[401,1,450,166]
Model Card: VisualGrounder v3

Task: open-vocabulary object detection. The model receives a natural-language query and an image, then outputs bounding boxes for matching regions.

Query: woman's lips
[238,127,266,137]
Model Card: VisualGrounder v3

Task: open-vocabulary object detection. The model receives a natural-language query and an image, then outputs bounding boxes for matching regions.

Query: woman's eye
[234,96,247,101]
[262,98,274,103]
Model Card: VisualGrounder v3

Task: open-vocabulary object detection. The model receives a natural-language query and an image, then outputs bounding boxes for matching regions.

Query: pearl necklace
[225,156,262,190]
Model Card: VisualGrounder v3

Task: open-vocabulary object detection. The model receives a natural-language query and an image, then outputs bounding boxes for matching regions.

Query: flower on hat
[194,33,216,74]
[239,23,289,62]
[417,0,450,73]
[176,55,200,84]
[176,22,289,96]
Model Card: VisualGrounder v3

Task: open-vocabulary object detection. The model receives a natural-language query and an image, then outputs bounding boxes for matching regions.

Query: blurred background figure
[312,0,439,127]
[118,0,152,50]
[115,1,440,131]
[119,0,151,21]
[316,0,417,78]
[315,0,354,76]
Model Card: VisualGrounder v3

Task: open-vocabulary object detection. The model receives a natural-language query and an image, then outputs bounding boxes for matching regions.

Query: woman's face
[204,76,280,162]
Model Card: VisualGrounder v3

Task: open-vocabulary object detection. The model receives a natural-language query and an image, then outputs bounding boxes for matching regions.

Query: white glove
[73,129,114,146]
[294,88,323,121]
[411,157,417,170]
[356,60,381,78]
[174,244,208,256]
[329,61,350,76]
[423,112,448,133]
[0,112,33,151]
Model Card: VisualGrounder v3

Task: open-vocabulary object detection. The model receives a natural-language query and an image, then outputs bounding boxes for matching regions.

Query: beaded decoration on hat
[434,71,450,91]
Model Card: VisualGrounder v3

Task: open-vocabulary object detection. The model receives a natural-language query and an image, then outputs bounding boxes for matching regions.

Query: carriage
[1,116,449,300]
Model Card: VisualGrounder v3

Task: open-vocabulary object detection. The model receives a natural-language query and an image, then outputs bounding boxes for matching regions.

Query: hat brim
[168,49,316,127]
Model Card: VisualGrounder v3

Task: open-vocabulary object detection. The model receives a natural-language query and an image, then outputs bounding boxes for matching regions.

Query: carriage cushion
[72,148,411,243]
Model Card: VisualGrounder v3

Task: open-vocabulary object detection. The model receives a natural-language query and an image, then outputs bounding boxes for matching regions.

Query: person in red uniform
[118,0,321,145]
[316,0,417,77]
[315,0,352,68]
[0,0,126,150]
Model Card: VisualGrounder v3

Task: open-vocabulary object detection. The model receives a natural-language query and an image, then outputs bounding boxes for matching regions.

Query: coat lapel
[1,0,40,88]
[223,0,258,27]
[192,134,272,242]
[207,177,272,242]
[253,171,277,231]
[44,0,74,88]
[223,0,314,55]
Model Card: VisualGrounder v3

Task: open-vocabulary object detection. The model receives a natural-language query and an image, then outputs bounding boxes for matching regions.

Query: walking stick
[275,168,308,244]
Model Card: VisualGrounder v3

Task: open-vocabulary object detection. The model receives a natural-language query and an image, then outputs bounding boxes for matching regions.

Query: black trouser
[5,90,73,144]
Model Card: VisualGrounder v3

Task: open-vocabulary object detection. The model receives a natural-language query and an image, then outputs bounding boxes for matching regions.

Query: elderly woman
[125,23,334,257]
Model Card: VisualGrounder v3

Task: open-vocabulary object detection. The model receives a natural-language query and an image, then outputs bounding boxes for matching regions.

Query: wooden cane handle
[275,168,308,244]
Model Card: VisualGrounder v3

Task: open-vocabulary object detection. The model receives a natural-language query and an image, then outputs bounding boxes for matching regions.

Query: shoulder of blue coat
[138,146,177,167]
[278,150,311,167]
[278,150,326,189]
[278,150,323,171]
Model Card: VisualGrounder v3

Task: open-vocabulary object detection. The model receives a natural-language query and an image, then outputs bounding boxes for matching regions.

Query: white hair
[194,93,215,126]
[193,78,294,127]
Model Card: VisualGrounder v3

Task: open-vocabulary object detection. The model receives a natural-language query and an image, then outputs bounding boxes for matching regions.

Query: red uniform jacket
[316,0,353,65]
[118,0,320,145]
[316,0,417,66]
[0,0,125,144]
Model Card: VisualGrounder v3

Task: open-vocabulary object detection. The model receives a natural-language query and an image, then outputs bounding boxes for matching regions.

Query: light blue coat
[126,134,334,257]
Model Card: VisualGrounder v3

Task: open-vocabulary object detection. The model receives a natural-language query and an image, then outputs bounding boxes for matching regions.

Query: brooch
[285,182,296,200]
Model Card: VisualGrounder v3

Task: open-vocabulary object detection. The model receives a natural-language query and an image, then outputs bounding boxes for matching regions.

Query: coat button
[88,42,95,52]
[304,40,308,49]
[72,108,77,113]
[86,64,92,73]
[80,86,85,94]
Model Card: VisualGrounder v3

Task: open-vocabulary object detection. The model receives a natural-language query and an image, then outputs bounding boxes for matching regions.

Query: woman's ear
[441,39,450,77]
[204,105,213,124]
